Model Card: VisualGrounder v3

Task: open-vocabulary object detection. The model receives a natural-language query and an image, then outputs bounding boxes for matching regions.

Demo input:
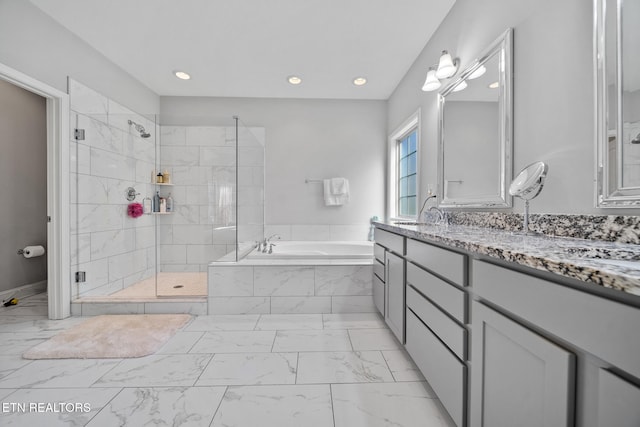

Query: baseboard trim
[0,280,47,303]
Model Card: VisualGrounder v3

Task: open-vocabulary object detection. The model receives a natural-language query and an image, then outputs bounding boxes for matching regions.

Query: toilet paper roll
[23,245,45,258]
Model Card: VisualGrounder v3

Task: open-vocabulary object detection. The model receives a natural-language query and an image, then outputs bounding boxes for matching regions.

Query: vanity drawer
[406,262,465,323]
[374,243,385,263]
[406,310,466,427]
[373,260,385,282]
[406,238,466,286]
[374,228,404,255]
[407,286,466,360]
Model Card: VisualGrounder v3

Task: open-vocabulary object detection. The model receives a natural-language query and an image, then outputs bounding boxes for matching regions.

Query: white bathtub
[245,241,373,260]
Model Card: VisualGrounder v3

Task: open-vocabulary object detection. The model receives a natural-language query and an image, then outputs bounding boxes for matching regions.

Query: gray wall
[0,0,159,114]
[161,97,387,235]
[0,79,47,292]
[387,0,624,214]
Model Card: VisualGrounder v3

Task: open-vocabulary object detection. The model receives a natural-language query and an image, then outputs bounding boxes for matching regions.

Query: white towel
[323,178,350,206]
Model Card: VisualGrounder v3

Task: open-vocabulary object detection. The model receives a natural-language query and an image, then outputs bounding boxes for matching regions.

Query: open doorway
[0,79,48,314]
[0,62,70,320]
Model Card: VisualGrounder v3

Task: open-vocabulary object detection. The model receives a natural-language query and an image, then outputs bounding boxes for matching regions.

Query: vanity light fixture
[452,80,467,92]
[173,70,191,80]
[353,77,367,86]
[287,75,302,85]
[421,67,441,92]
[468,65,486,80]
[435,50,458,79]
[488,81,500,89]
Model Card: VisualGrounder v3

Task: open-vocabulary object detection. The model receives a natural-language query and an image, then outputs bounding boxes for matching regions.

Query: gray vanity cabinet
[469,301,575,427]
[373,228,406,343]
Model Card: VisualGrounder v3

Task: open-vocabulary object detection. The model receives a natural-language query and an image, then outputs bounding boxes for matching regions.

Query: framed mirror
[437,28,513,208]
[595,0,640,207]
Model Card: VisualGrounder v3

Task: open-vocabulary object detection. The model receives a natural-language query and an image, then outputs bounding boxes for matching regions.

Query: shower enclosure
[69,82,263,302]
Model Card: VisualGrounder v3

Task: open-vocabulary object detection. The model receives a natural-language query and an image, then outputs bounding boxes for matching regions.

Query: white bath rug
[23,314,191,359]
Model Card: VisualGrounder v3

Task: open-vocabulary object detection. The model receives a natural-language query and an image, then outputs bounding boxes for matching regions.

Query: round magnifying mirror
[509,161,548,234]
[509,161,548,200]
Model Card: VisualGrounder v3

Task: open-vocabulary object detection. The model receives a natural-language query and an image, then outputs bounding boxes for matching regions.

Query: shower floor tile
[108,272,207,298]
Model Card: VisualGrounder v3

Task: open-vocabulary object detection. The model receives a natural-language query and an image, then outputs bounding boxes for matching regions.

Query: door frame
[0,62,70,319]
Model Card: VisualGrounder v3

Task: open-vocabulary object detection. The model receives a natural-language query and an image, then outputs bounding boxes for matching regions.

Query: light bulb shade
[452,80,467,92]
[435,50,457,79]
[422,69,441,92]
[468,65,486,80]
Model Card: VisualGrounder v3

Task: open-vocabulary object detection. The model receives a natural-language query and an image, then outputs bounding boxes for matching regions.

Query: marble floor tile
[0,333,47,356]
[1,387,120,427]
[272,330,353,352]
[323,313,387,330]
[0,359,121,389]
[0,302,48,317]
[189,331,276,353]
[94,354,211,387]
[0,388,16,400]
[348,328,402,351]
[382,350,425,382]
[211,384,334,427]
[184,314,260,331]
[296,351,394,384]
[255,314,323,330]
[0,356,32,380]
[332,382,455,427]
[196,352,297,386]
[156,331,204,354]
[87,386,226,427]
[0,317,85,335]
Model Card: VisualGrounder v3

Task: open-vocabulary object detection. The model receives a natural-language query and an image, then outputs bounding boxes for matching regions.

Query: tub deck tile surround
[209,245,374,314]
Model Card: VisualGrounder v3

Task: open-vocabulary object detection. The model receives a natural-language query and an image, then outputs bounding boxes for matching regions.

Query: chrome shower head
[128,120,151,138]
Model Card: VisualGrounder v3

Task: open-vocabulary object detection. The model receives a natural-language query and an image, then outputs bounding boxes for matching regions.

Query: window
[397,130,418,216]
[388,110,420,219]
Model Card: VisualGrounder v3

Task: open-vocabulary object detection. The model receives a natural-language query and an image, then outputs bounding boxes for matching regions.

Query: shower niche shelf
[154,183,174,186]
[146,212,172,215]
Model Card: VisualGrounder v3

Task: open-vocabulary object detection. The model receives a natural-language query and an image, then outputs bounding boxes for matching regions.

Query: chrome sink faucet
[428,206,448,225]
[418,195,437,222]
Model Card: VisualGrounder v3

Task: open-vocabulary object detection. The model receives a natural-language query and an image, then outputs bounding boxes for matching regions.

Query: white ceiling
[28,0,455,100]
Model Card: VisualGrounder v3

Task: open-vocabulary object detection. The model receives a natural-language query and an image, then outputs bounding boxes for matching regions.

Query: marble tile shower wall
[69,79,157,298]
[158,126,265,272]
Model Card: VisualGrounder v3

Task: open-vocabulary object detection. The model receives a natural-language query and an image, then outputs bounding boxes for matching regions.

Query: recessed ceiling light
[288,75,302,85]
[174,70,191,80]
[488,81,499,89]
[353,77,367,86]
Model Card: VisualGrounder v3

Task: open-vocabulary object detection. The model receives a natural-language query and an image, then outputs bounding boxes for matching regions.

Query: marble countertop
[375,222,640,296]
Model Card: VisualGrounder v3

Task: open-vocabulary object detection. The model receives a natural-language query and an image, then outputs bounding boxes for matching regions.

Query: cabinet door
[470,302,575,427]
[385,251,405,343]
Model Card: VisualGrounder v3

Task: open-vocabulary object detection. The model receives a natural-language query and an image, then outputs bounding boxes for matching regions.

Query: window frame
[388,109,421,221]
